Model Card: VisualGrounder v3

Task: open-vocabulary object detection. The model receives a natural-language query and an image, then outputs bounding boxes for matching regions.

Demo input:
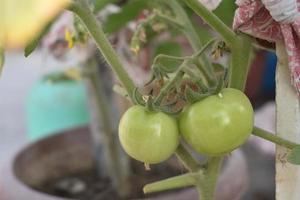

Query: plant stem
[175,144,200,172]
[192,38,218,86]
[197,157,223,200]
[154,60,188,105]
[155,12,184,29]
[253,127,299,149]
[68,1,136,100]
[143,172,199,194]
[83,59,129,196]
[183,0,236,48]
[154,54,189,63]
[167,0,215,80]
[229,35,253,91]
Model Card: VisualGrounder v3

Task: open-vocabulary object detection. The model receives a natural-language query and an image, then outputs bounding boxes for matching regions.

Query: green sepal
[213,74,225,95]
[145,96,155,112]
[185,86,210,104]
[132,87,146,106]
[160,105,182,115]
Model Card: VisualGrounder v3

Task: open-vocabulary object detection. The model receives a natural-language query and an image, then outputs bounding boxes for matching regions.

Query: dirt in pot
[40,169,119,200]
[37,158,184,200]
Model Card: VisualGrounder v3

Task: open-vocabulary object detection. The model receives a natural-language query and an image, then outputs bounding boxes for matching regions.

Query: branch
[252,126,300,149]
[183,0,237,47]
[175,144,200,172]
[143,172,199,194]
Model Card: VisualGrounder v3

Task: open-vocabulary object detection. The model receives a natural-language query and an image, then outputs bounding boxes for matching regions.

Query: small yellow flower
[64,28,74,49]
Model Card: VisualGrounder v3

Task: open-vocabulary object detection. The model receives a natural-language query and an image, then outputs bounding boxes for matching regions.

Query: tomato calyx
[185,86,210,104]
[132,86,182,114]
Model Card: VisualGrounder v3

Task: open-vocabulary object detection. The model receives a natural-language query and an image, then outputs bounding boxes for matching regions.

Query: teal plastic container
[26,72,90,141]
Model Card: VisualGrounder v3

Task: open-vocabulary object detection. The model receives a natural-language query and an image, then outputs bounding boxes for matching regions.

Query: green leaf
[24,21,53,57]
[185,86,209,103]
[288,146,300,165]
[93,0,118,13]
[103,0,151,34]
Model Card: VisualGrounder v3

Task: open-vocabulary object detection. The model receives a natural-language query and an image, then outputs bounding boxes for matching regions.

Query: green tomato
[119,105,179,164]
[179,88,254,156]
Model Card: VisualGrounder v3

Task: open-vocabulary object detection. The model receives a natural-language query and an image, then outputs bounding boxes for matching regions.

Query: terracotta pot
[2,127,249,200]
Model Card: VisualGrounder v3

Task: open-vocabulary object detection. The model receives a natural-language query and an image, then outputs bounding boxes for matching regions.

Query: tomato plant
[179,88,254,156]
[118,105,179,164]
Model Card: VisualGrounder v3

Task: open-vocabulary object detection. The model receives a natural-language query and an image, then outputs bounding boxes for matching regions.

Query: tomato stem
[154,60,188,105]
[183,0,237,48]
[167,0,215,79]
[175,144,200,172]
[143,172,199,194]
[228,35,253,91]
[253,126,300,149]
[196,157,223,200]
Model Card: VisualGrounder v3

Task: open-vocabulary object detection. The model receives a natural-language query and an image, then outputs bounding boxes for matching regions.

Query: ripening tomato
[179,88,254,156]
[119,105,179,164]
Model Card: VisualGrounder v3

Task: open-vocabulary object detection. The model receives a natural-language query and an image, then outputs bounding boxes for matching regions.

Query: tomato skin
[119,105,179,164]
[179,88,254,156]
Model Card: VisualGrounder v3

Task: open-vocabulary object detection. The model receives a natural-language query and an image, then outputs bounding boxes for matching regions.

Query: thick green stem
[229,35,253,91]
[253,127,300,149]
[183,0,236,48]
[68,1,136,100]
[175,144,200,172]
[197,157,223,200]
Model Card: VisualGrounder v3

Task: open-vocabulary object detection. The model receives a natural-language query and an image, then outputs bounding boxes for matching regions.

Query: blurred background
[0,0,278,199]
[0,50,277,200]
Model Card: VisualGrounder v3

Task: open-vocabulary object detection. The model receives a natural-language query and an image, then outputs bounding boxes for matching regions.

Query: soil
[37,158,183,200]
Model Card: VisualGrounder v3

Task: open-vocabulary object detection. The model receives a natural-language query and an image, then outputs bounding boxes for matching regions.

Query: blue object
[261,51,277,94]
[26,72,90,141]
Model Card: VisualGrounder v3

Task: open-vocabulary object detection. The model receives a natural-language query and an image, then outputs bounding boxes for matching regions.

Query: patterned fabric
[233,0,300,96]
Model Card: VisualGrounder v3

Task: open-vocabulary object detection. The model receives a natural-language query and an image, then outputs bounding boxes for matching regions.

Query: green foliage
[103,0,151,34]
[288,146,300,165]
[93,0,117,13]
[24,21,53,57]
